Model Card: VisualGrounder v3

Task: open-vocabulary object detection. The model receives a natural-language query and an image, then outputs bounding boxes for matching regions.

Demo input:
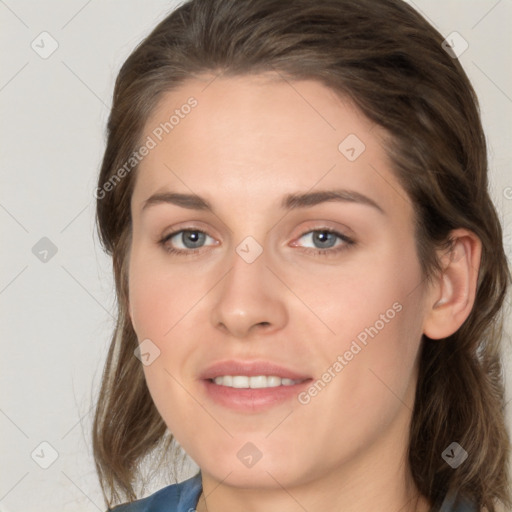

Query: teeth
[212,375,302,388]
[232,375,249,388]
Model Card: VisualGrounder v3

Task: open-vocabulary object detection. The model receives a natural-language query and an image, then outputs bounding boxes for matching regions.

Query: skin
[127,74,481,512]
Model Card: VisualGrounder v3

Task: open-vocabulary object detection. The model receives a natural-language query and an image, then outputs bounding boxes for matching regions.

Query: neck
[196,471,431,512]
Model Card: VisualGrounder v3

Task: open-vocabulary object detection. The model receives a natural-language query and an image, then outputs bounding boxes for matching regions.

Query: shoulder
[107,472,202,512]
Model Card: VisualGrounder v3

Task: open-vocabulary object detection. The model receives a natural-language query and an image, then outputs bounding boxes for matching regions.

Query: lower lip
[201,379,312,412]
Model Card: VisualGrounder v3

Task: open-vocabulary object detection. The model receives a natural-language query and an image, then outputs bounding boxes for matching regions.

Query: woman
[92,0,511,511]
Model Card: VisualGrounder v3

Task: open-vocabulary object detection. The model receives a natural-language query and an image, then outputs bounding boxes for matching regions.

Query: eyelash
[158,227,355,257]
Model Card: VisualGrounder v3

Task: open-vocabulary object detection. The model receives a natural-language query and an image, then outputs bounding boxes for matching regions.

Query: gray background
[1,1,511,510]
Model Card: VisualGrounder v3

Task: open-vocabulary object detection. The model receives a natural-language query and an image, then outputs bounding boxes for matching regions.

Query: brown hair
[93,0,511,510]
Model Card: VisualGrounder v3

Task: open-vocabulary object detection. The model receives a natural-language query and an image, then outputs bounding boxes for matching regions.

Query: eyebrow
[142,189,385,214]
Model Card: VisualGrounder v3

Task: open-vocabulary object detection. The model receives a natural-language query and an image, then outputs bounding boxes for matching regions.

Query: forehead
[143,73,377,158]
[132,73,411,218]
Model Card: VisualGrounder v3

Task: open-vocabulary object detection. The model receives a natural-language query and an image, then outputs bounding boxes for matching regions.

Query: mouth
[209,375,307,388]
[199,360,313,412]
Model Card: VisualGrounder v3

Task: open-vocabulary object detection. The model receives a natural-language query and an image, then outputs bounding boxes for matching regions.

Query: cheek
[128,251,207,437]
[128,247,210,419]
[342,257,424,407]
[128,246,205,340]
[308,240,425,400]
[129,277,175,340]
[300,235,424,345]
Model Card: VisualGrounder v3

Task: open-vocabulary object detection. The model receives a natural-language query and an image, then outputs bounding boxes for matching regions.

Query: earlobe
[423,229,482,340]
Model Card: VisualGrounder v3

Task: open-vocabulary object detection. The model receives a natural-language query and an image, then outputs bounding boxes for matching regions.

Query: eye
[292,228,355,256]
[159,229,217,255]
[158,227,355,257]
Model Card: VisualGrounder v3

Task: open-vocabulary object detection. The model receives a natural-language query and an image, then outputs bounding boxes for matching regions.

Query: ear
[423,229,482,339]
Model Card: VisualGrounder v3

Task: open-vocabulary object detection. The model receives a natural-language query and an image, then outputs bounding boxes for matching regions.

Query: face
[128,74,431,489]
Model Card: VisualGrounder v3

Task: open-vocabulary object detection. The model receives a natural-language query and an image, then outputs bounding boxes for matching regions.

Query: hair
[92,0,511,510]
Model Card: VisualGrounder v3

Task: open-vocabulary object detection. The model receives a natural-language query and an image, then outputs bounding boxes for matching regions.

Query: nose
[210,244,288,339]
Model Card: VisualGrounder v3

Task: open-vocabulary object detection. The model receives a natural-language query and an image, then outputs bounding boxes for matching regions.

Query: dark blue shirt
[108,472,478,511]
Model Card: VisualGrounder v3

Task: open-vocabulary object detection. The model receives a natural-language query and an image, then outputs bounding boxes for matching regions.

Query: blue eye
[293,229,355,256]
[159,228,355,257]
[160,229,215,254]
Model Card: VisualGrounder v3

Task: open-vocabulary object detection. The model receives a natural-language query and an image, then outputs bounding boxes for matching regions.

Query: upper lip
[199,360,312,381]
